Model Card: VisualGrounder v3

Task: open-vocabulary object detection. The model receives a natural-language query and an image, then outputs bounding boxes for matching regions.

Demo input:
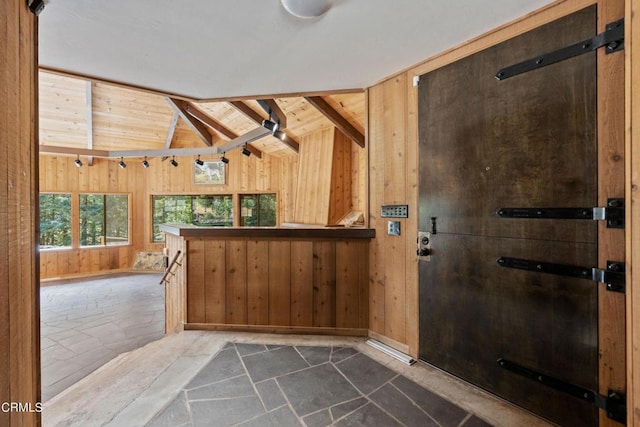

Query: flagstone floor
[40,273,165,402]
[148,342,491,427]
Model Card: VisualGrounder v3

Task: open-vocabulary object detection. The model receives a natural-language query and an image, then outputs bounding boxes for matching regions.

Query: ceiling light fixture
[170,156,179,167]
[194,155,204,167]
[118,157,127,169]
[241,145,251,157]
[220,153,229,164]
[142,156,150,168]
[74,155,83,168]
[281,0,332,19]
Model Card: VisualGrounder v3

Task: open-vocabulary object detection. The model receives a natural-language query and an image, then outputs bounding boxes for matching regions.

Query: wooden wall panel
[627,0,640,424]
[225,240,247,324]
[204,240,226,323]
[247,240,269,325]
[38,147,301,278]
[164,233,186,333]
[0,2,40,424]
[186,239,205,323]
[313,241,337,327]
[180,236,368,334]
[328,129,352,224]
[294,128,335,224]
[290,241,314,326]
[268,241,291,326]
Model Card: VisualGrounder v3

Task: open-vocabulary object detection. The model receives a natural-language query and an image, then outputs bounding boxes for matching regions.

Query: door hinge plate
[497,257,625,293]
[496,18,624,80]
[497,198,624,228]
[498,358,626,424]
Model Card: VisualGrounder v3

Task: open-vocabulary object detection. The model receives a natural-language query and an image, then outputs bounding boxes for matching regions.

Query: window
[239,194,277,227]
[39,193,72,249]
[79,194,129,246]
[152,195,233,242]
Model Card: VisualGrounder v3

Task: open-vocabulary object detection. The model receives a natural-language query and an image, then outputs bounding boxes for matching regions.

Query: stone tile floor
[148,342,492,427]
[40,273,165,402]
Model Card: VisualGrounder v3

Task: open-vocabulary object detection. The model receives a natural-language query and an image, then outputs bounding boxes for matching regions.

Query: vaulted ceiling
[39,71,365,158]
[37,0,553,158]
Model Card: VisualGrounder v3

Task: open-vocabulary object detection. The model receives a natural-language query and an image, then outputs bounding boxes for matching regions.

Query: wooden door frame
[406,0,626,425]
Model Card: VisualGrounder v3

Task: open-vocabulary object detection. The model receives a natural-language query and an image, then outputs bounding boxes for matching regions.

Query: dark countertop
[159,223,376,239]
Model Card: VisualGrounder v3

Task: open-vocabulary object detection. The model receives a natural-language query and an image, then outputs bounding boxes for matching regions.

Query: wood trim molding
[184,323,369,337]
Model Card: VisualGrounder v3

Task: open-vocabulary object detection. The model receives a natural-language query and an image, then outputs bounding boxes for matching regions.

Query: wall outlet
[387,221,401,236]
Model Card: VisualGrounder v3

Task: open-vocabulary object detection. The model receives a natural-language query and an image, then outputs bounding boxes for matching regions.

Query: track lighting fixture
[74,155,83,168]
[170,156,179,167]
[194,155,204,167]
[220,153,229,164]
[118,157,127,169]
[241,145,251,157]
[142,156,150,168]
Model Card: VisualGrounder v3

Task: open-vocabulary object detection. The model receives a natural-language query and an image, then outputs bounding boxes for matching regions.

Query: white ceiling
[39,0,553,99]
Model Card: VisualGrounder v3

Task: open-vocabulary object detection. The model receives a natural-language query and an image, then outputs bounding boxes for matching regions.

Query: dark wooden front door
[418,7,599,426]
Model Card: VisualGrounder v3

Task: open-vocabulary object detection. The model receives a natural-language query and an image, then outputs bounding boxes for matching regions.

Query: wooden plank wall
[627,0,640,423]
[183,237,369,334]
[164,233,186,333]
[0,0,40,425]
[39,123,366,278]
[38,150,292,278]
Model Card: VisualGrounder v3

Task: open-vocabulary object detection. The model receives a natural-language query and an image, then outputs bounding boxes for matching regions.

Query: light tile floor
[40,273,165,402]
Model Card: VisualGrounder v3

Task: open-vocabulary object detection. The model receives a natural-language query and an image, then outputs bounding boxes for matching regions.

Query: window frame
[238,192,278,227]
[78,192,131,248]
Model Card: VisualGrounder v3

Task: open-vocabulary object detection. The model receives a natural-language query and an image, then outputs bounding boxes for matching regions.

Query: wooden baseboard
[184,323,368,337]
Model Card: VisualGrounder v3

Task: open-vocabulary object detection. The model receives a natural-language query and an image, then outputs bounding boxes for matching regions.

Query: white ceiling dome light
[280,0,333,19]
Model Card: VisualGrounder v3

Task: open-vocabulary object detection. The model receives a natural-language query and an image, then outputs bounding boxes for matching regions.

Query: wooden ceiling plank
[184,102,238,140]
[305,96,365,147]
[86,81,95,166]
[258,99,287,129]
[230,100,299,153]
[166,97,214,146]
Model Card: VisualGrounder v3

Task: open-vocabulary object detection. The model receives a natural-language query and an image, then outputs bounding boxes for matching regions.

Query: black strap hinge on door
[497,257,625,293]
[497,198,624,228]
[495,18,624,80]
[497,359,626,423]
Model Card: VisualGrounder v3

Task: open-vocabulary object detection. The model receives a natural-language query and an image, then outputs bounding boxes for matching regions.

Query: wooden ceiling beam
[228,100,266,124]
[244,144,262,159]
[304,96,365,148]
[229,100,299,153]
[257,99,287,129]
[183,102,237,140]
[166,97,214,146]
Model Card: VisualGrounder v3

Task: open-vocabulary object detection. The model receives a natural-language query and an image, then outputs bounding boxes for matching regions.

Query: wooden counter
[160,224,375,336]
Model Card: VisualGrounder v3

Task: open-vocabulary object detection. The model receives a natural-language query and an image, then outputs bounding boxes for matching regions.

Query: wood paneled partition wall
[0,0,41,425]
[39,126,366,279]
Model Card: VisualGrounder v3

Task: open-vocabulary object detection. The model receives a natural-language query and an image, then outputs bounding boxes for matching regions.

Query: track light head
[241,145,251,157]
[142,156,150,168]
[194,155,204,167]
[74,155,83,168]
[170,156,179,167]
[118,157,127,169]
[220,154,229,164]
